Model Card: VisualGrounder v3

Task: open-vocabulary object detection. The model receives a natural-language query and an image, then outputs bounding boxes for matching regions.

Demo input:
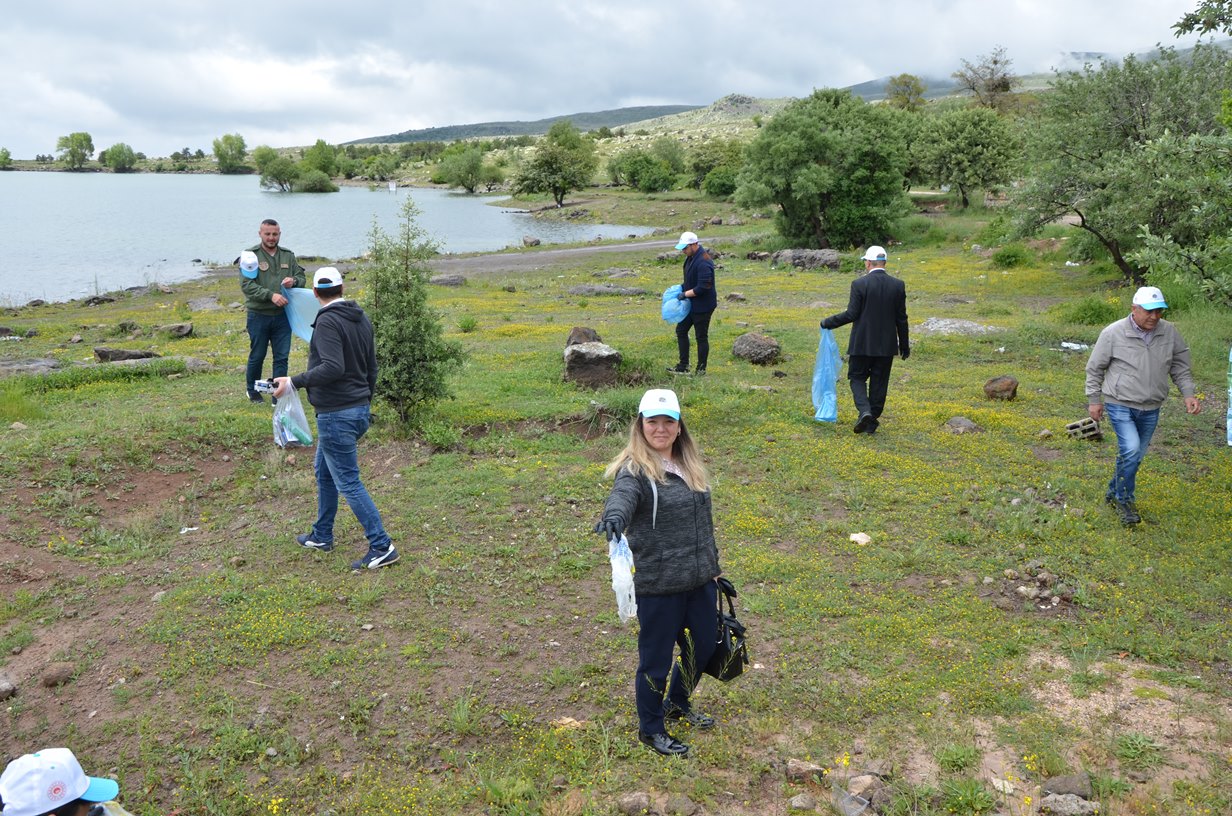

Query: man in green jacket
[1085,286,1202,526]
[241,218,305,402]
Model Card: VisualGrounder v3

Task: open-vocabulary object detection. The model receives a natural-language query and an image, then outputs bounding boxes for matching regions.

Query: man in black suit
[820,246,910,434]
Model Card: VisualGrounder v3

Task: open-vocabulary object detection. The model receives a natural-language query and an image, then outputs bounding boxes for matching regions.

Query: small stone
[551,775,567,791]
[847,775,878,799]
[222,455,231,462]
[982,576,995,585]
[9,422,28,431]
[69,334,83,343]
[42,663,76,687]
[788,793,817,811]
[361,624,375,631]
[786,758,825,783]
[285,454,296,465]
[229,556,246,568]
[0,673,16,701]
[945,416,984,434]
[616,792,652,816]
[984,375,1019,400]
[503,284,517,293]
[9,646,21,656]
[665,793,698,815]
[265,747,278,757]
[1039,792,1100,815]
[1038,428,1053,438]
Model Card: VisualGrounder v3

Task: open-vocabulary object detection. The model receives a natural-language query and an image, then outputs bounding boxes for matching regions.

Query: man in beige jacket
[1085,286,1202,526]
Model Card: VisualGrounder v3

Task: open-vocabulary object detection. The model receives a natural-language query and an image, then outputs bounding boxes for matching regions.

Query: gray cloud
[0,0,1202,158]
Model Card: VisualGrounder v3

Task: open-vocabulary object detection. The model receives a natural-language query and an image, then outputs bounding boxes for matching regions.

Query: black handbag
[703,577,749,682]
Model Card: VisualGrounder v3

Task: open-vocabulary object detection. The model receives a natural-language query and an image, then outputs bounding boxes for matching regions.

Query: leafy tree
[362,153,400,181]
[0,148,14,170]
[295,168,339,192]
[300,139,337,177]
[479,163,505,192]
[362,198,465,428]
[702,165,740,198]
[56,132,94,171]
[913,107,1018,207]
[1174,0,1232,34]
[512,121,597,207]
[886,73,926,112]
[1011,46,1232,283]
[953,46,1018,112]
[735,89,910,248]
[608,148,674,192]
[688,138,744,189]
[260,156,299,191]
[251,145,278,175]
[649,136,686,175]
[101,142,138,173]
[437,147,485,193]
[212,133,248,174]
[194,148,205,160]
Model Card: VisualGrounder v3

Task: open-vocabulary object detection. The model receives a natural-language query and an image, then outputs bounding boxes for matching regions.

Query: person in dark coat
[668,231,717,375]
[820,246,910,434]
[595,389,721,757]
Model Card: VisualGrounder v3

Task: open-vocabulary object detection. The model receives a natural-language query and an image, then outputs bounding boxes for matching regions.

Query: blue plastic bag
[661,285,691,324]
[812,327,841,423]
[281,285,320,343]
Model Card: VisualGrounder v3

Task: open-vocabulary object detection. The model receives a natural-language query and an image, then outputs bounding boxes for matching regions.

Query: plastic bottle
[280,414,313,445]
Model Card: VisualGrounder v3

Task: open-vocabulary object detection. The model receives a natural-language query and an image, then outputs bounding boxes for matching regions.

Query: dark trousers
[675,310,714,370]
[634,581,718,735]
[847,354,894,419]
[246,310,292,393]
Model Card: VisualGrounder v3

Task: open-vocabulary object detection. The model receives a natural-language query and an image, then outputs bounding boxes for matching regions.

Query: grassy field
[1,194,1230,816]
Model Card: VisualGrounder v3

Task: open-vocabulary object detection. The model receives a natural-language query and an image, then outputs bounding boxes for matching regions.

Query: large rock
[785,758,825,783]
[566,327,601,347]
[157,322,194,338]
[0,359,60,377]
[732,332,782,365]
[1042,773,1092,799]
[1039,793,1100,816]
[770,249,842,270]
[430,274,467,287]
[616,792,651,816]
[187,296,221,312]
[522,236,541,247]
[42,663,76,687]
[568,284,647,297]
[0,672,15,701]
[917,317,1001,335]
[984,375,1018,400]
[945,416,984,434]
[94,348,160,363]
[563,342,622,388]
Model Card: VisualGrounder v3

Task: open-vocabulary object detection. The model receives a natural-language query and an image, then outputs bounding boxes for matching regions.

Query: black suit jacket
[821,268,909,357]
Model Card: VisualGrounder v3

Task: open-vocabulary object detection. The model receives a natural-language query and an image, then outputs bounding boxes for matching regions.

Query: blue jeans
[311,405,391,551]
[634,581,718,735]
[246,310,292,393]
[1104,403,1160,503]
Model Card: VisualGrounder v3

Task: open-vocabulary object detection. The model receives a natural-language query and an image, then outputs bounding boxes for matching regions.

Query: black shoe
[694,367,706,376]
[667,364,690,374]
[854,413,876,434]
[665,707,716,730]
[1115,500,1141,526]
[638,731,690,757]
[247,390,264,403]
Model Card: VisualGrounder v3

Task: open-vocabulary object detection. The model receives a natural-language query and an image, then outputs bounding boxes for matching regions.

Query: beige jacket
[1085,317,1195,410]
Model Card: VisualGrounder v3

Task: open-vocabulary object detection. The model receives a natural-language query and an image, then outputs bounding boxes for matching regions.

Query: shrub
[1054,296,1120,325]
[296,169,339,193]
[362,198,465,428]
[991,243,1031,267]
[702,165,739,198]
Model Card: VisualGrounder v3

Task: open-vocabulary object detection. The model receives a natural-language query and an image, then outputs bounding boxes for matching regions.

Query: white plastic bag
[608,534,637,623]
[273,385,314,448]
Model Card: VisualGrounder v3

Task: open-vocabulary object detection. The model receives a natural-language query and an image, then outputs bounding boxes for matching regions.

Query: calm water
[0,172,651,305]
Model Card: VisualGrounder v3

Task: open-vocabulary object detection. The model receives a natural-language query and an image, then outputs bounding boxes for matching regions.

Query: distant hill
[352,105,704,144]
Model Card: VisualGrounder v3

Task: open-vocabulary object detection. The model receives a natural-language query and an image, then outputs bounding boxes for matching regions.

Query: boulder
[24,329,38,338]
[0,672,15,701]
[1042,773,1092,800]
[157,322,194,338]
[522,236,541,247]
[984,375,1018,400]
[945,416,984,434]
[770,249,842,270]
[187,296,221,312]
[563,342,622,388]
[788,793,816,811]
[84,295,117,306]
[93,347,160,363]
[785,758,825,783]
[26,299,46,307]
[430,274,467,287]
[917,317,1001,336]
[0,327,11,336]
[566,327,601,347]
[42,662,76,687]
[732,332,782,365]
[568,284,647,297]
[725,292,747,302]
[616,792,652,816]
[0,359,60,377]
[1039,793,1100,816]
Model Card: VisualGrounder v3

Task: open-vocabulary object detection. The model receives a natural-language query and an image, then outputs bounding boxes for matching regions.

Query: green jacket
[240,244,306,315]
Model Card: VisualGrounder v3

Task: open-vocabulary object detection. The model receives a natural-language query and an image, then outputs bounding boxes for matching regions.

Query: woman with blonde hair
[595,388,721,757]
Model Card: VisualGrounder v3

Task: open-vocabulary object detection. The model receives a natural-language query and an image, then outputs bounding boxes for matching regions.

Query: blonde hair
[604,414,710,492]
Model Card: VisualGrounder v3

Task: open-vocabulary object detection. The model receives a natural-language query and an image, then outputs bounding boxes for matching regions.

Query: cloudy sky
[0,0,1204,159]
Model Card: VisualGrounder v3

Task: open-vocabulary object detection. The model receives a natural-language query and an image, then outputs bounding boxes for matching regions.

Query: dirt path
[426,237,682,276]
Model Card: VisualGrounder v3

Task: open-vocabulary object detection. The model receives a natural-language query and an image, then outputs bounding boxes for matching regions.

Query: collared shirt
[1127,313,1156,346]
[662,457,684,479]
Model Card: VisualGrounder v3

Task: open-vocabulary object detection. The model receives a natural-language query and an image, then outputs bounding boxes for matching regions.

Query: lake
[0,172,652,306]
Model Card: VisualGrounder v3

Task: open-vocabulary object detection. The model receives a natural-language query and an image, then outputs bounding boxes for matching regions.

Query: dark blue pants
[634,581,718,735]
[675,309,714,370]
[246,310,292,393]
[847,354,894,419]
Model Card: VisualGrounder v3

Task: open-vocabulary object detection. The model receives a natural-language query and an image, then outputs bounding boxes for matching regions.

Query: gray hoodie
[601,467,720,596]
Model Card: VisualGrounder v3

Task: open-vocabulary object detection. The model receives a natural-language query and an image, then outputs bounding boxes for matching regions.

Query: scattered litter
[551,716,587,730]
[996,346,1006,353]
[179,527,199,534]
[1064,261,1081,267]
[1060,341,1090,351]
[849,532,871,546]
[753,662,765,669]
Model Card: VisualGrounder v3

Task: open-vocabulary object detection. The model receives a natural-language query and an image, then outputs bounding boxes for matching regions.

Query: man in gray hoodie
[1085,286,1202,526]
